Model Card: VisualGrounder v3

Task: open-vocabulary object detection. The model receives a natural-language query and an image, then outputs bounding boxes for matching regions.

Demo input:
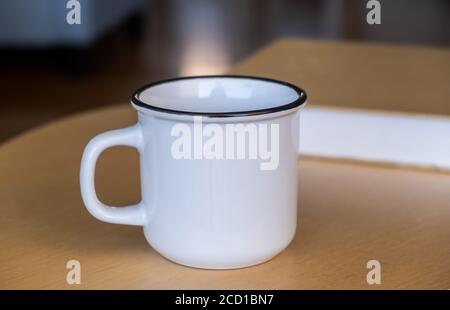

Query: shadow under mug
[80,75,307,269]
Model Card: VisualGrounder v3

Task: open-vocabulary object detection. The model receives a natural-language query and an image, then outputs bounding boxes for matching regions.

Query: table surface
[229,38,450,117]
[1,40,450,289]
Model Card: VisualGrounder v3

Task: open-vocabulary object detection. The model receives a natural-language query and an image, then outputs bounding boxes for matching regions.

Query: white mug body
[80,76,307,269]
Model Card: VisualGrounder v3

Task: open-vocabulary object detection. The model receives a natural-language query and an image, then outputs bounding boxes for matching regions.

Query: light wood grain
[229,38,450,117]
[0,104,449,289]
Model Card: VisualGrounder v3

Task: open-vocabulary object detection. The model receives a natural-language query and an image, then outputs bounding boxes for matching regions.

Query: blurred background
[0,0,449,142]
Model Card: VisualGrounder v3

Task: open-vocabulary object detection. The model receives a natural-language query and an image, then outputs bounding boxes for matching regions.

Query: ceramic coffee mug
[80,75,307,269]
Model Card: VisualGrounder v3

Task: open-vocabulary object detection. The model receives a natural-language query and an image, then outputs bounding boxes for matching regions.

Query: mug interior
[132,76,306,117]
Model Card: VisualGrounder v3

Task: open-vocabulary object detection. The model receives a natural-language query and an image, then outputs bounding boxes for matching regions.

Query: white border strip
[299,107,450,169]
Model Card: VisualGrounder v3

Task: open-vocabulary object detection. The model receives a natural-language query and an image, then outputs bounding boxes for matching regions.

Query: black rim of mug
[131,75,307,118]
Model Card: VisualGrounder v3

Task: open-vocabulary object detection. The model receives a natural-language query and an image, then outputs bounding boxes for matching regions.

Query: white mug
[80,76,307,269]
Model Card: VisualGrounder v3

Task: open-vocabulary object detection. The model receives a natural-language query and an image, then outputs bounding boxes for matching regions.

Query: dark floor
[1,0,449,142]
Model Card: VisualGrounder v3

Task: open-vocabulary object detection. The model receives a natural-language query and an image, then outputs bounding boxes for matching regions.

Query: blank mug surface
[80,76,307,269]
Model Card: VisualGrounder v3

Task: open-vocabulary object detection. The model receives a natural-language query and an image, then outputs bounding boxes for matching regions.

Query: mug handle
[80,124,146,226]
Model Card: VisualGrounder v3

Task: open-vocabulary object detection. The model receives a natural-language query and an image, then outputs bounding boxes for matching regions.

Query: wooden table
[1,40,450,289]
